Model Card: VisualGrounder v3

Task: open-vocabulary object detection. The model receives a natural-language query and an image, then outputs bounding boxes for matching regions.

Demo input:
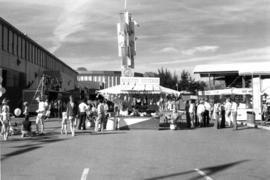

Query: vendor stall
[98,77,182,130]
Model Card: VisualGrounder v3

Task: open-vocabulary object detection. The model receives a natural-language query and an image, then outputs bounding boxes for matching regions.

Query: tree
[157,68,178,90]
[77,67,87,71]
[144,72,158,77]
[156,68,206,93]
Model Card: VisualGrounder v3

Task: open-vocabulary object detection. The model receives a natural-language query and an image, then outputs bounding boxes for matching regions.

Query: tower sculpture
[117,0,138,77]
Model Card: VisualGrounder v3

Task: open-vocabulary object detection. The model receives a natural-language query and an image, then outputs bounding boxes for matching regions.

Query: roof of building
[0,17,77,75]
[193,62,270,76]
[77,70,143,77]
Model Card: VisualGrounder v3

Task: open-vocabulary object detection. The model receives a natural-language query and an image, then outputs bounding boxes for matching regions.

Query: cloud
[159,47,179,53]
[181,46,219,56]
[49,0,92,53]
[153,46,270,66]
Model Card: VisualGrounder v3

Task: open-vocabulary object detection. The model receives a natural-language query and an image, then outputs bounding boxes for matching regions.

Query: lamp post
[176,83,178,91]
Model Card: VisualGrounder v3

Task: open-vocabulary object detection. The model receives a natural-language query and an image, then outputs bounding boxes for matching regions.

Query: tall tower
[117,0,138,77]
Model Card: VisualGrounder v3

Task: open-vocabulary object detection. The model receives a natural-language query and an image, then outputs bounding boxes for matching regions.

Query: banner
[198,88,252,96]
[120,77,160,86]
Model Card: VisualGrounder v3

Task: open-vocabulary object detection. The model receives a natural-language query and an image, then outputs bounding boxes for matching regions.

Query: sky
[0,0,269,75]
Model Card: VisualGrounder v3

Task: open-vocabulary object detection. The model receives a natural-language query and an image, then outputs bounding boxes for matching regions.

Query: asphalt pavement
[1,118,270,180]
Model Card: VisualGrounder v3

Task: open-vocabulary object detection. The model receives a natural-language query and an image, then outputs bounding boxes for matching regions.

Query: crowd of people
[0,94,270,141]
[165,97,243,130]
[0,95,110,140]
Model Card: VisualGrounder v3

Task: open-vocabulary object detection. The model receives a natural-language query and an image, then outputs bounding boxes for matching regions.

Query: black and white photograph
[0,0,270,179]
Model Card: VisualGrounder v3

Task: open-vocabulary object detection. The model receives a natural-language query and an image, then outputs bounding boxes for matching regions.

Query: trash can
[106,117,115,131]
[247,111,257,128]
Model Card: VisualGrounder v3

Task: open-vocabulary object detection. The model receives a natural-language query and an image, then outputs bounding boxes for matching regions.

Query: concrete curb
[246,122,270,131]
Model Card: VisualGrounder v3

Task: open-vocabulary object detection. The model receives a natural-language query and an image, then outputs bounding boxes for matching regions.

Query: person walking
[78,99,87,130]
[204,100,211,127]
[224,98,232,127]
[23,101,29,121]
[185,100,191,128]
[66,96,77,136]
[21,101,31,138]
[197,100,205,127]
[95,99,105,132]
[103,100,109,130]
[213,101,221,129]
[189,100,195,129]
[231,98,238,130]
[35,96,46,135]
[0,99,10,140]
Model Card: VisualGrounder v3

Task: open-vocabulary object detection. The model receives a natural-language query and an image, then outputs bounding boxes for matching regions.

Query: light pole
[176,83,178,91]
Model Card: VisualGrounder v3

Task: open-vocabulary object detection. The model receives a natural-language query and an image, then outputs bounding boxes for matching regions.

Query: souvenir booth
[194,62,270,124]
[98,77,181,130]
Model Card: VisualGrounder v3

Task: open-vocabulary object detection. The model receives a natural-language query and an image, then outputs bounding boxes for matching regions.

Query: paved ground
[1,118,270,180]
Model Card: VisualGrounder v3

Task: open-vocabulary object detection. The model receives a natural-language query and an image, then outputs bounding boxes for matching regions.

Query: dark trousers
[220,111,226,128]
[186,111,191,128]
[78,112,86,130]
[204,110,210,127]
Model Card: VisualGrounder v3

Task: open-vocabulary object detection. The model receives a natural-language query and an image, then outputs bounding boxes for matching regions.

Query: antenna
[124,0,127,11]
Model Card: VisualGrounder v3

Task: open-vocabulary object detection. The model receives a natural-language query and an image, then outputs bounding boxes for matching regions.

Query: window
[36,48,39,65]
[18,36,21,57]
[3,26,8,51]
[25,41,29,61]
[8,30,13,54]
[0,24,2,50]
[22,38,25,59]
[13,33,17,56]
[32,46,35,64]
[29,43,32,62]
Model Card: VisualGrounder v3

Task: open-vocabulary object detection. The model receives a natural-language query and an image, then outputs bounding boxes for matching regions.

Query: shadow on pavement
[75,131,127,136]
[144,159,250,180]
[1,134,67,161]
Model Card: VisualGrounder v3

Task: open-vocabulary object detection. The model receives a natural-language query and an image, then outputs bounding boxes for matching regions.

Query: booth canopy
[97,85,181,96]
[198,88,252,96]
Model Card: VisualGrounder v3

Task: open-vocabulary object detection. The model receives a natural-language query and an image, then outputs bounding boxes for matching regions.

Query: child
[21,117,32,138]
[61,102,68,135]
[1,98,10,141]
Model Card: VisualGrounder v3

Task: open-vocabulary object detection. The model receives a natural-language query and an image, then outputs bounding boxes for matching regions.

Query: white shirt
[79,102,88,113]
[225,102,232,111]
[104,103,109,113]
[189,103,195,113]
[97,103,104,115]
[231,102,238,112]
[37,101,46,113]
[197,104,205,114]
[204,102,211,111]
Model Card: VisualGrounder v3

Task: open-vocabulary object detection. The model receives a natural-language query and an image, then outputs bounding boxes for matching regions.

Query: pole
[124,0,127,10]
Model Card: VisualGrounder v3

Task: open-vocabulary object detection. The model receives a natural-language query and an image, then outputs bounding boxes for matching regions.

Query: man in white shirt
[197,100,206,127]
[78,100,88,130]
[231,98,238,130]
[189,100,195,128]
[36,96,46,134]
[95,99,105,132]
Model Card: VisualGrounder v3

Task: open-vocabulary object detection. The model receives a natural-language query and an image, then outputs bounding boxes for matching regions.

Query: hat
[23,101,28,106]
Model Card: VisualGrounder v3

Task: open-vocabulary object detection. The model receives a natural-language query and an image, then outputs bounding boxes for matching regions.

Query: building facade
[0,17,77,109]
[77,70,143,89]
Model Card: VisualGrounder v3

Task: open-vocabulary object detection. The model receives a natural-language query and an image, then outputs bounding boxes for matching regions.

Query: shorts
[2,120,9,129]
[68,116,75,122]
[36,113,45,124]
[62,117,68,124]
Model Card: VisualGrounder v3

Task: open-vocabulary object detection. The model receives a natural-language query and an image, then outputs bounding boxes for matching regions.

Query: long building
[77,70,143,89]
[0,17,77,109]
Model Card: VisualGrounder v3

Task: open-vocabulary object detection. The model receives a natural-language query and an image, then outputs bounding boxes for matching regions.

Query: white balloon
[14,108,22,116]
